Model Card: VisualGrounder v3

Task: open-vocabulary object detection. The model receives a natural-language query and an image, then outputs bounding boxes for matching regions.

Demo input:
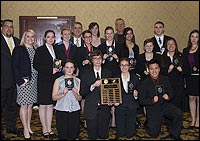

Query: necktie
[158,37,162,44]
[7,38,13,54]
[76,39,79,47]
[96,72,100,80]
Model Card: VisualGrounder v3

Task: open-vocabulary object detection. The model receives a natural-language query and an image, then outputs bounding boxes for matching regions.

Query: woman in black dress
[182,29,199,128]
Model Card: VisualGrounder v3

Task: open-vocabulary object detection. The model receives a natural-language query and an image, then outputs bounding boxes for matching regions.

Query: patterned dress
[16,47,38,105]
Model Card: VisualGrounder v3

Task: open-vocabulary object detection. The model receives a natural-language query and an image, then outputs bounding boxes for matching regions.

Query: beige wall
[1,1,199,52]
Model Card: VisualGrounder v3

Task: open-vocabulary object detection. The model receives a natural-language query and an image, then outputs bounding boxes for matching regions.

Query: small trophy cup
[53,59,62,69]
[65,78,74,90]
[107,46,114,61]
[191,65,199,75]
[145,63,149,73]
[128,81,135,95]
[155,85,165,96]
[130,58,136,70]
[173,57,181,68]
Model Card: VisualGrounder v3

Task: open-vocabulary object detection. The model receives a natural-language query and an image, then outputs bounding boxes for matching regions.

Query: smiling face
[1,21,14,38]
[149,63,160,79]
[64,62,75,75]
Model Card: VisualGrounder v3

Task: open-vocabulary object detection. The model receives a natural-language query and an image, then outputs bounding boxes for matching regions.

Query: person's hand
[168,64,174,73]
[113,54,118,59]
[133,90,138,97]
[63,87,69,96]
[162,93,169,100]
[153,95,159,103]
[176,66,182,72]
[92,80,101,87]
[53,68,60,74]
[103,54,108,60]
[20,82,27,87]
[114,103,120,106]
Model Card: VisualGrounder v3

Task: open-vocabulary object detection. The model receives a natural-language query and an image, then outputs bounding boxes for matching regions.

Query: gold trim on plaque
[100,78,122,105]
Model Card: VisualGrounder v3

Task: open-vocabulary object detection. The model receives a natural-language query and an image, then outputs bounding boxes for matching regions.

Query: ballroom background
[1,1,199,52]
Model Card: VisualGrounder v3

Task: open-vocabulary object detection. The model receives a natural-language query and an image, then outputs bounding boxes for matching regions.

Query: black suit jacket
[12,45,32,86]
[1,34,20,88]
[80,66,112,119]
[33,44,61,104]
[116,72,140,110]
[151,35,172,53]
[54,41,78,67]
[139,75,173,112]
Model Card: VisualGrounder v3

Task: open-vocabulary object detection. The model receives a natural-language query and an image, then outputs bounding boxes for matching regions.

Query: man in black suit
[1,19,20,138]
[80,50,112,140]
[139,59,183,140]
[151,21,172,55]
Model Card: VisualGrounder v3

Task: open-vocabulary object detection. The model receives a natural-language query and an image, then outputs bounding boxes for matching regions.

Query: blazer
[116,72,140,110]
[151,35,172,54]
[12,45,32,86]
[80,66,112,119]
[54,41,78,67]
[139,75,173,110]
[33,44,60,99]
[1,34,20,88]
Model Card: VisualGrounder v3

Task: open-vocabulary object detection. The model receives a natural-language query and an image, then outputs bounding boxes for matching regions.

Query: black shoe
[49,131,57,139]
[170,134,183,140]
[42,132,49,138]
[24,137,32,140]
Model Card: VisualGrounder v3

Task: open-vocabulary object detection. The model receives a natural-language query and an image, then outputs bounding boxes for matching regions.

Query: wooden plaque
[100,78,122,105]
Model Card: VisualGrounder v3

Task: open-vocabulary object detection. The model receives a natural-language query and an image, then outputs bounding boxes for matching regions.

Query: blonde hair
[20,29,37,48]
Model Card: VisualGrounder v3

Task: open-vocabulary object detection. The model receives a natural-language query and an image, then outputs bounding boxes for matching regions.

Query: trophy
[191,65,199,75]
[53,59,62,69]
[100,78,122,105]
[173,57,181,68]
[107,46,114,61]
[155,85,165,96]
[65,78,74,90]
[145,62,149,73]
[129,58,136,70]
[128,81,135,95]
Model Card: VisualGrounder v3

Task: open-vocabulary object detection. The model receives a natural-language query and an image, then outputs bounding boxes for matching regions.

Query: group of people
[1,18,199,140]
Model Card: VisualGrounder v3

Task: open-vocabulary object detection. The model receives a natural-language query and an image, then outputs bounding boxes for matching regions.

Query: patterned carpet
[1,107,199,140]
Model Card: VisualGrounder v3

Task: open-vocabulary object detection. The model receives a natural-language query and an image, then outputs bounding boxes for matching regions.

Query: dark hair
[64,59,76,68]
[88,22,100,37]
[143,38,154,47]
[82,29,92,38]
[43,30,55,44]
[1,19,13,27]
[104,26,114,34]
[89,49,103,61]
[154,21,164,27]
[74,22,83,28]
[148,59,161,68]
[163,37,181,57]
[123,27,133,37]
[120,57,130,65]
[187,29,199,49]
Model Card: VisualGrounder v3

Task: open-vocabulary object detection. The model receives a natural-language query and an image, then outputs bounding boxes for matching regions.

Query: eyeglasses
[84,36,92,38]
[120,64,129,67]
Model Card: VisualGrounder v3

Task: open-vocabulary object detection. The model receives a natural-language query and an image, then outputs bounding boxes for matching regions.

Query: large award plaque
[100,78,122,105]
